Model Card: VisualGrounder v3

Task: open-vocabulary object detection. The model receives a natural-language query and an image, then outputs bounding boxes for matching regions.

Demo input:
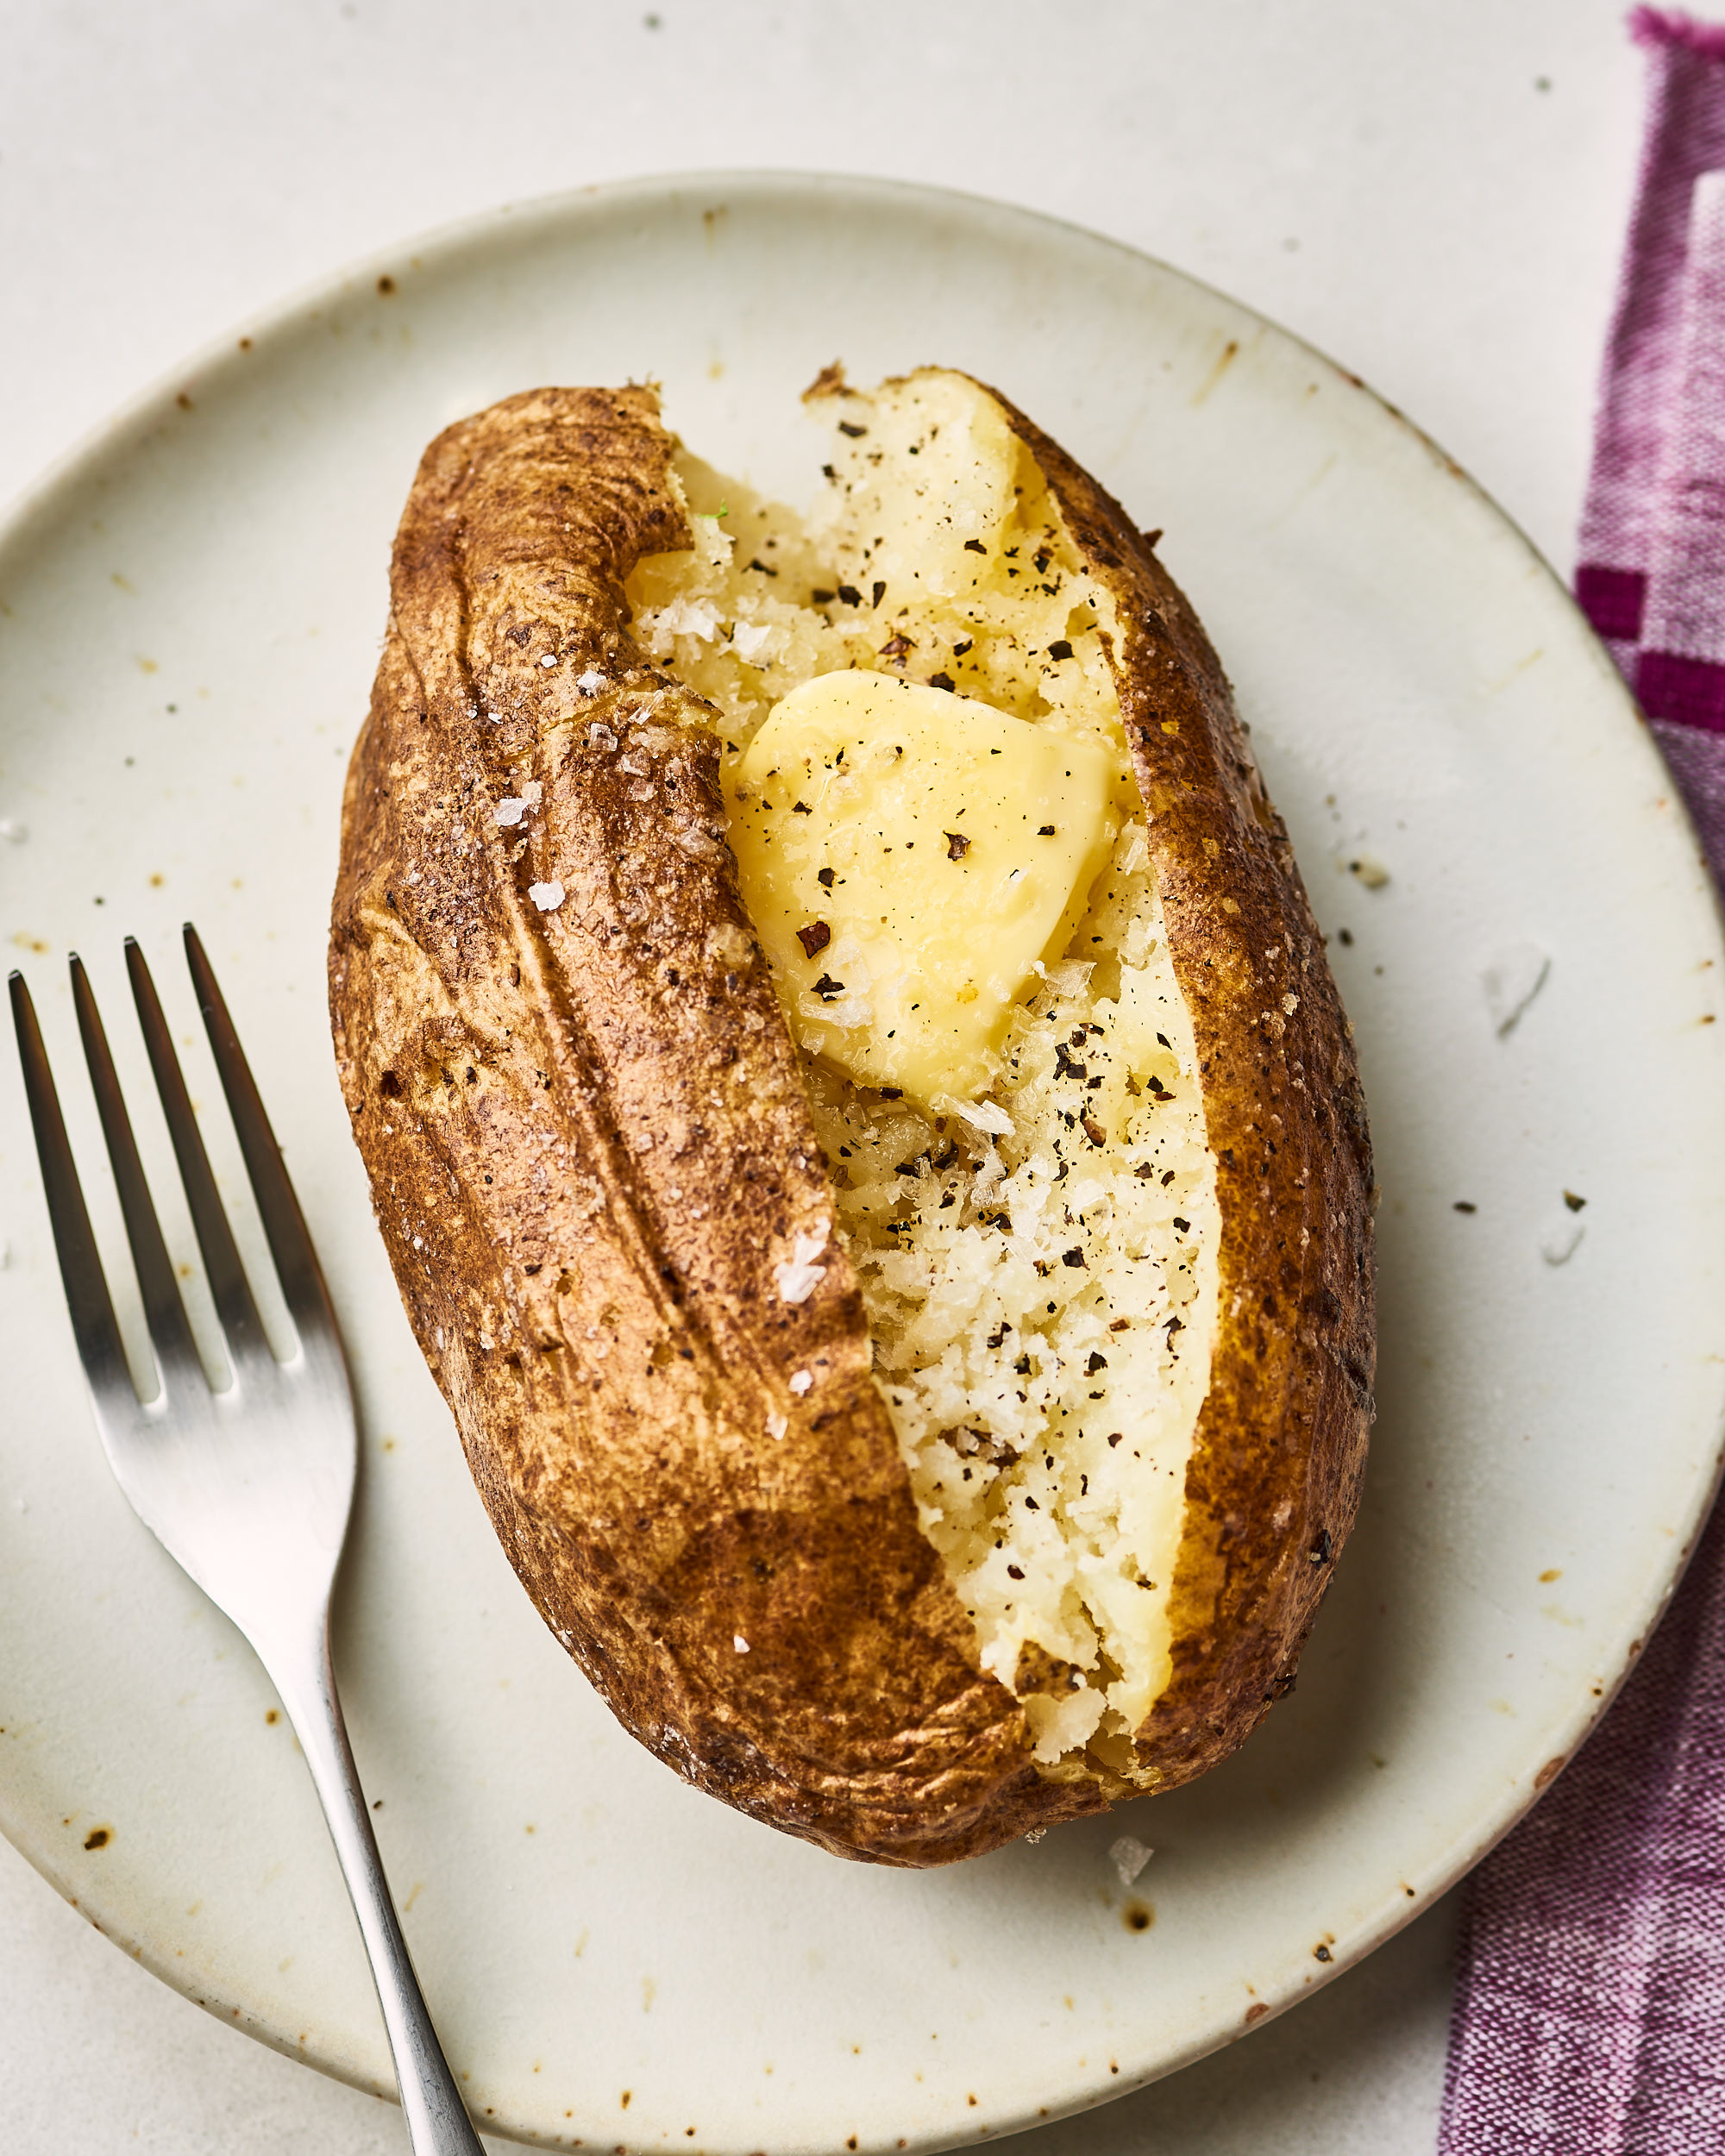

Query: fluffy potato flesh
[625,371,1221,1785]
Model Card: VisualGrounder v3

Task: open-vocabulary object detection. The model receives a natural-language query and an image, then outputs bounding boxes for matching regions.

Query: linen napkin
[1438,12,1725,2151]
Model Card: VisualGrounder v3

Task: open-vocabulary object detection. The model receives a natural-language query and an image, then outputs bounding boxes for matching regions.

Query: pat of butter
[724,672,1119,1107]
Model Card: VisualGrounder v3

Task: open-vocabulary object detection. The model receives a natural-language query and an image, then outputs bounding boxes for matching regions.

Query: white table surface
[0,2,1643,2148]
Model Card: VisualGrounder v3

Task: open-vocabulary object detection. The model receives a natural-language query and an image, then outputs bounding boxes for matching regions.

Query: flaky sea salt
[939,1094,1013,1138]
[733,1633,750,1652]
[588,723,618,749]
[495,798,526,826]
[773,1225,830,1305]
[577,670,608,696]
[731,620,785,667]
[655,596,720,642]
[1109,1834,1153,1887]
[788,1369,813,1395]
[538,653,558,667]
[766,1410,787,1441]
[1033,957,1092,997]
[529,881,566,912]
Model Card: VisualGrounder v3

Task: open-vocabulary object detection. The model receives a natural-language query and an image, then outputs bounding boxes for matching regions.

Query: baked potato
[328,367,1374,1866]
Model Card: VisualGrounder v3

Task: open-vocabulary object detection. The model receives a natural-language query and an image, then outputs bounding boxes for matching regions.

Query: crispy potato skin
[329,382,1373,1865]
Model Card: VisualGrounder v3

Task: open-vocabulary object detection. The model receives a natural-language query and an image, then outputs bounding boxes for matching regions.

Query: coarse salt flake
[1109,1834,1154,1887]
[656,596,720,642]
[731,620,784,666]
[766,1410,787,1441]
[773,1224,831,1305]
[530,881,566,912]
[495,798,526,827]
[1033,958,1092,996]
[577,670,608,696]
[938,1093,1013,1138]
[788,1369,813,1395]
[733,1634,750,1653]
[538,653,558,667]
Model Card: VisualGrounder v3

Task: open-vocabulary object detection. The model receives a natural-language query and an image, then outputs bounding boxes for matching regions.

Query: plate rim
[3,165,1724,2149]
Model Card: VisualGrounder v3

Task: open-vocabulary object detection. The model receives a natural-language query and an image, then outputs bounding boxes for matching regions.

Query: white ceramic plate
[1,173,1722,2154]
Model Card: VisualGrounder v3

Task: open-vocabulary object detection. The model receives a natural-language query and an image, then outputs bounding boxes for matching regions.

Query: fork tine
[182,924,337,1344]
[9,970,137,1403]
[126,937,271,1364]
[71,955,206,1388]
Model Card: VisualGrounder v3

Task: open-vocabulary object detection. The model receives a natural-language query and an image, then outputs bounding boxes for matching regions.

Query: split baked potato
[328,367,1374,1866]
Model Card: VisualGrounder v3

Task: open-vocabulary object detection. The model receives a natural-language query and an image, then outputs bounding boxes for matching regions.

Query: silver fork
[9,925,485,2156]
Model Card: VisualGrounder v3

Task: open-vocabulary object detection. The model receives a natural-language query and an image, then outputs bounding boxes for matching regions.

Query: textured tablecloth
[1440,13,1725,2153]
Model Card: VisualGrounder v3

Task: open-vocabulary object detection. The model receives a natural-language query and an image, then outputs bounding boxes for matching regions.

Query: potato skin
[329,382,1372,1865]
[984,392,1376,1785]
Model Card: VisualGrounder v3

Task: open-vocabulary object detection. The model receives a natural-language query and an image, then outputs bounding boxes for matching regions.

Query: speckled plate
[1,173,1722,2154]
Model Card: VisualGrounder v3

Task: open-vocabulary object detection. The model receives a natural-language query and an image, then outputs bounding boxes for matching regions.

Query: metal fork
[9,926,485,2156]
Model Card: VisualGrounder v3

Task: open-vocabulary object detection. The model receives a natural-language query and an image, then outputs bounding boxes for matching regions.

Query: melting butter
[724,672,1118,1108]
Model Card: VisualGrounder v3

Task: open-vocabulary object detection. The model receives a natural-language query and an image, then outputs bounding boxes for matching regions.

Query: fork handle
[266,1620,487,2156]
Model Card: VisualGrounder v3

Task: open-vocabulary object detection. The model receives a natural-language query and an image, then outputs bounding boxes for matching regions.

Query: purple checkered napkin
[1578,10,1725,851]
[1439,13,1725,2153]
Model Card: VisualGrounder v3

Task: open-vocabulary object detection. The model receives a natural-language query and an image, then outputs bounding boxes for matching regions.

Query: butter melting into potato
[726,672,1118,1107]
